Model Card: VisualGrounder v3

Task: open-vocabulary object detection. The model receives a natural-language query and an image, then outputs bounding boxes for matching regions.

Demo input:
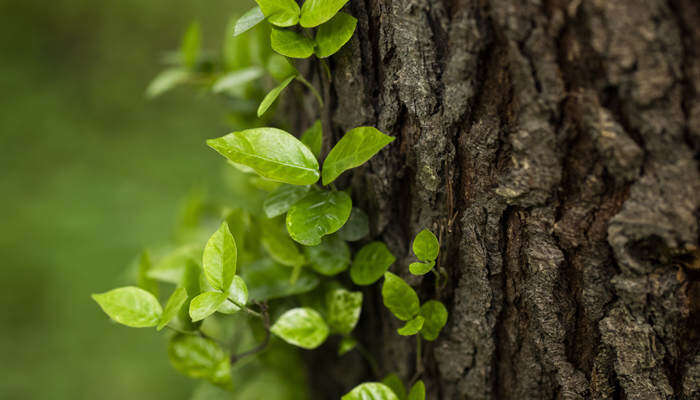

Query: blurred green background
[0,0,247,398]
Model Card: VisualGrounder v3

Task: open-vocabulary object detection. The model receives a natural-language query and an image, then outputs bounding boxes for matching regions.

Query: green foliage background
[0,0,245,398]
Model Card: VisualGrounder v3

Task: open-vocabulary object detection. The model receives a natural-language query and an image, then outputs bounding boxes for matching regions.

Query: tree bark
[302,0,700,398]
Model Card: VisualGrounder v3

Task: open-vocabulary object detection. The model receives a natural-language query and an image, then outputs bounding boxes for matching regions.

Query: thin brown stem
[230,302,271,364]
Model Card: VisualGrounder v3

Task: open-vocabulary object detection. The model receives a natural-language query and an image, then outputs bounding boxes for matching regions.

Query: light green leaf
[158,287,188,331]
[407,381,425,400]
[381,272,419,321]
[270,307,329,349]
[413,229,439,261]
[349,241,396,286]
[381,374,406,400]
[286,190,352,246]
[397,315,424,336]
[147,245,200,284]
[92,286,163,328]
[315,12,357,58]
[180,261,204,330]
[181,21,201,69]
[137,251,159,296]
[202,222,237,291]
[300,0,351,28]
[271,28,315,59]
[263,184,310,218]
[207,128,320,186]
[266,54,298,82]
[189,291,229,322]
[419,300,448,341]
[212,67,264,93]
[242,258,320,301]
[217,276,249,314]
[301,120,323,159]
[234,6,265,37]
[322,127,395,185]
[261,222,307,267]
[168,334,231,387]
[337,207,369,241]
[304,235,350,276]
[326,288,362,334]
[257,76,296,117]
[145,68,190,99]
[342,382,399,400]
[254,0,300,27]
[409,260,435,276]
[338,336,357,356]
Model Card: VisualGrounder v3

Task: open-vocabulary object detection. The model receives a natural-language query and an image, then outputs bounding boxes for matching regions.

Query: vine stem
[164,325,226,346]
[227,297,263,318]
[355,340,381,379]
[295,75,324,108]
[409,335,424,387]
[230,302,271,364]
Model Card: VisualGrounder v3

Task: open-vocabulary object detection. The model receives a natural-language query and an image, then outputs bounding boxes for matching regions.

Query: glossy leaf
[257,75,295,117]
[254,0,300,27]
[409,260,435,276]
[305,235,350,276]
[270,28,315,59]
[266,54,298,82]
[381,374,406,400]
[301,120,323,159]
[300,0,351,28]
[241,258,320,301]
[263,184,310,218]
[234,6,265,37]
[181,21,201,69]
[397,315,424,336]
[145,68,190,98]
[158,287,188,331]
[217,276,249,314]
[270,308,329,349]
[92,286,163,328]
[322,127,395,185]
[342,382,399,400]
[189,291,229,322]
[315,12,357,58]
[349,241,396,286]
[413,229,439,261]
[419,300,448,341]
[381,272,419,321]
[407,381,425,400]
[326,288,362,334]
[212,67,264,93]
[286,190,352,246]
[338,336,357,356]
[202,222,237,291]
[261,223,306,267]
[207,128,320,186]
[168,334,231,387]
[337,207,369,241]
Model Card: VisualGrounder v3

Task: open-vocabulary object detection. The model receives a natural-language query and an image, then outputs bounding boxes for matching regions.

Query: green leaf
[181,21,201,69]
[207,128,320,186]
[338,336,357,356]
[212,67,264,93]
[234,6,265,37]
[168,334,231,387]
[270,307,329,349]
[254,0,300,27]
[326,288,362,334]
[217,276,249,314]
[381,374,406,400]
[266,54,298,82]
[397,315,424,336]
[92,286,163,328]
[413,229,439,261]
[202,222,237,291]
[189,291,229,322]
[349,242,396,286]
[419,300,448,341]
[147,245,200,284]
[270,28,315,59]
[158,287,188,331]
[137,251,159,296]
[300,0,351,28]
[263,184,311,218]
[407,381,425,400]
[408,260,435,276]
[261,222,307,267]
[301,120,323,159]
[315,12,357,58]
[322,127,395,185]
[337,207,369,241]
[342,382,399,400]
[257,75,296,117]
[241,258,320,301]
[381,272,419,321]
[286,190,352,246]
[304,235,350,276]
[145,69,190,99]
[180,261,204,331]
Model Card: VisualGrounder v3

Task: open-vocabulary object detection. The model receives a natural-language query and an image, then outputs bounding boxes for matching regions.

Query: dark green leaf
[304,235,350,276]
[412,229,439,261]
[241,258,320,301]
[181,21,201,69]
[322,127,395,185]
[254,0,300,27]
[337,207,369,241]
[271,28,315,58]
[315,12,357,58]
[145,69,190,99]
[217,276,249,314]
[286,190,352,245]
[301,120,323,159]
[168,334,231,387]
[257,75,296,117]
[342,383,399,400]
[212,67,264,94]
[270,307,329,349]
[202,222,237,291]
[408,260,435,276]
[407,381,425,400]
[338,336,357,356]
[349,241,396,286]
[326,288,362,334]
[158,287,188,331]
[92,286,163,328]
[397,315,424,336]
[234,6,265,37]
[189,291,229,322]
[419,300,448,341]
[263,184,311,218]
[381,272,419,321]
[381,374,406,400]
[300,0,351,28]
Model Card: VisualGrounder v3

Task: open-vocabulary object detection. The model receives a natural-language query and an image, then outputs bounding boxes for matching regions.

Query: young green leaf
[304,235,350,276]
[286,189,352,246]
[146,245,200,284]
[181,21,201,69]
[234,6,265,36]
[212,67,264,93]
[342,382,399,400]
[241,258,320,301]
[381,272,419,321]
[326,288,362,335]
[408,260,435,276]
[322,127,395,185]
[179,261,204,331]
[407,380,426,400]
[270,307,330,349]
[270,28,315,58]
[257,75,295,117]
[158,287,188,331]
[261,223,307,267]
[263,184,310,218]
[338,336,357,356]
[349,241,396,286]
[337,207,369,241]
[301,120,323,159]
[202,222,237,291]
[266,54,298,82]
[92,286,163,328]
[216,275,249,314]
[168,334,231,387]
[145,69,190,99]
[300,0,351,28]
[208,128,320,185]
[413,229,439,261]
[315,12,357,58]
[189,291,229,322]
[254,0,300,27]
[397,315,424,336]
[419,300,448,341]
[381,374,407,400]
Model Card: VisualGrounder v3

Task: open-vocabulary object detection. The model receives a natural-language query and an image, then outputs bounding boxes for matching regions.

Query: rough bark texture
[301,0,700,398]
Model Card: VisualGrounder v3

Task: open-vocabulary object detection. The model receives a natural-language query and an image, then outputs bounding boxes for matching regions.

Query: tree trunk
[302,0,700,398]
